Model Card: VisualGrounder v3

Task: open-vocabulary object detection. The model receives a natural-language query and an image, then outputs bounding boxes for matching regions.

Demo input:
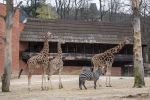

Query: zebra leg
[79,78,82,90]
[94,80,97,89]
[82,80,87,90]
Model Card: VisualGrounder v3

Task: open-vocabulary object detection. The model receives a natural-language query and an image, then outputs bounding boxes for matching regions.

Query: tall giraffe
[47,38,65,89]
[18,31,54,91]
[92,37,130,87]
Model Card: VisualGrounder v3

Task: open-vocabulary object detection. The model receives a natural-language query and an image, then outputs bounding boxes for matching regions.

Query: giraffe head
[47,31,55,39]
[124,37,130,44]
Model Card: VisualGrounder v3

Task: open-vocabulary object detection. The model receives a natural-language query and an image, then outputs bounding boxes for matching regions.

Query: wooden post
[92,44,94,54]
[126,46,127,55]
[84,44,85,54]
[67,44,68,53]
[76,44,77,53]
[132,0,145,88]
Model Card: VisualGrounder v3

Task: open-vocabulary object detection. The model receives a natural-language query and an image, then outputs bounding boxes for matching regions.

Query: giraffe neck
[40,34,49,55]
[106,41,126,54]
[56,42,62,58]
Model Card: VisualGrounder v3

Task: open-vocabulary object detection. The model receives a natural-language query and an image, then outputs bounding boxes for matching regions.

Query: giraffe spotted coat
[92,37,130,87]
[18,31,54,91]
[47,38,65,89]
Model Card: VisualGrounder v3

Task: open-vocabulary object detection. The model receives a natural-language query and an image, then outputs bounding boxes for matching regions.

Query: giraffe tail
[18,64,27,79]
[91,60,94,72]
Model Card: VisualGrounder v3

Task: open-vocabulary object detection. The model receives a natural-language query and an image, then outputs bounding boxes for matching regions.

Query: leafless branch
[0,14,6,20]
[13,1,23,17]
[0,35,6,42]
[140,0,143,6]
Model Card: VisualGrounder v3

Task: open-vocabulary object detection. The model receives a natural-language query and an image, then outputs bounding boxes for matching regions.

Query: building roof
[20,18,137,44]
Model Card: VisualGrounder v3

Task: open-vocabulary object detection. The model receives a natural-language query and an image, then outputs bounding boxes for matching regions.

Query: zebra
[79,67,104,90]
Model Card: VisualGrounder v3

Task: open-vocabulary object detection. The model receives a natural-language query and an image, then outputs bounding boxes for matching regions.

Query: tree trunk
[0,0,22,92]
[1,9,13,92]
[99,0,102,21]
[132,0,145,88]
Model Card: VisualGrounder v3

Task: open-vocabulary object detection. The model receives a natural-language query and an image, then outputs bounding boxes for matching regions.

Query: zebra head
[98,67,104,75]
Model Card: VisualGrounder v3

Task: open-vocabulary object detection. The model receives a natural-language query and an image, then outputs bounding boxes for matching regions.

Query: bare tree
[55,0,72,19]
[132,0,145,88]
[74,0,85,20]
[0,0,22,92]
[99,0,105,21]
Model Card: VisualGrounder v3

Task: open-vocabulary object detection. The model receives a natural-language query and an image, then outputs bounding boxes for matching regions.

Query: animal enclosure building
[19,18,147,76]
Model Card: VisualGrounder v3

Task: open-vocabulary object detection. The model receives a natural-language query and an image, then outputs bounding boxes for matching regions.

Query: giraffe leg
[43,68,47,90]
[59,66,63,89]
[106,74,108,87]
[27,67,35,91]
[109,75,112,87]
[108,64,112,87]
[48,75,53,90]
[93,65,98,72]
[28,73,32,91]
[41,69,44,90]
[106,64,109,87]
[98,77,101,87]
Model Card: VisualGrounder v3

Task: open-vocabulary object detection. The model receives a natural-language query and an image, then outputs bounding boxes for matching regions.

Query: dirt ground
[0,75,150,100]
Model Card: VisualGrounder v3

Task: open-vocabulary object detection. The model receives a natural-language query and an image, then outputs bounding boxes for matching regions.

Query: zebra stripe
[79,72,94,80]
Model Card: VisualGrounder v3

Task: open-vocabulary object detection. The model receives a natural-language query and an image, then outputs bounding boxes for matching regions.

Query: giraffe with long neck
[92,37,130,87]
[18,31,54,91]
[47,38,65,89]
[40,33,49,55]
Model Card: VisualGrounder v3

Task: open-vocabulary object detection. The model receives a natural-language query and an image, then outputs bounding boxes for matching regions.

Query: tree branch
[0,35,6,42]
[140,0,143,6]
[13,1,23,17]
[0,14,6,20]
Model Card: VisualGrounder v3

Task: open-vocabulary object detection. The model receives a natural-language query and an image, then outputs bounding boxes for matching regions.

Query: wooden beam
[21,52,133,61]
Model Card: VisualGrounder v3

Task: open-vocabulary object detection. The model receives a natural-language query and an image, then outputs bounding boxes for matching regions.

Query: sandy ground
[0,75,150,100]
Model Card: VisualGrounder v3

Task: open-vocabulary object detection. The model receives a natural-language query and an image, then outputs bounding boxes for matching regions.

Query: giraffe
[47,38,65,89]
[92,37,130,87]
[18,31,54,91]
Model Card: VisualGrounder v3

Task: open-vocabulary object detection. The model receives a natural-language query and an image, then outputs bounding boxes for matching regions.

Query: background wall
[0,4,25,77]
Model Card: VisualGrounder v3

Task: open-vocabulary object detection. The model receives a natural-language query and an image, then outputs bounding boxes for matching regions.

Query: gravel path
[0,75,150,100]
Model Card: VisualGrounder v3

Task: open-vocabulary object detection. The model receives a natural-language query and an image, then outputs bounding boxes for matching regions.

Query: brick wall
[19,64,122,76]
[62,66,121,76]
[0,4,25,77]
[111,67,121,76]
[19,41,29,75]
[0,4,6,77]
